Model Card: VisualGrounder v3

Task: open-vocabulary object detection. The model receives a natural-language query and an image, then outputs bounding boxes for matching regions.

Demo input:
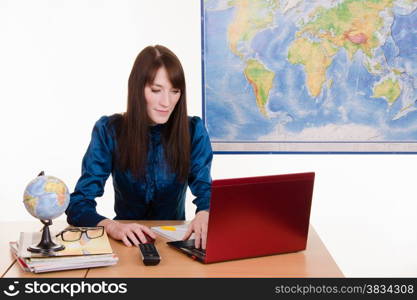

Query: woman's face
[144,67,181,125]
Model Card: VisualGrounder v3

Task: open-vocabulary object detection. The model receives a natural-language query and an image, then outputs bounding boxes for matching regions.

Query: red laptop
[167,172,315,263]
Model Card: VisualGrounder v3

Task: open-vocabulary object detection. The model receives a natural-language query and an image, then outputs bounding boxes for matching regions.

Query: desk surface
[1,220,343,278]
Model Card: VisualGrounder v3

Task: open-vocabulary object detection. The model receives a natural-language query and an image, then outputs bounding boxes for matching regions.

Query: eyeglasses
[55,226,104,242]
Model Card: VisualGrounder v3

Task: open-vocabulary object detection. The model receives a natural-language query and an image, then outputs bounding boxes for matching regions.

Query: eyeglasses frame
[55,226,105,242]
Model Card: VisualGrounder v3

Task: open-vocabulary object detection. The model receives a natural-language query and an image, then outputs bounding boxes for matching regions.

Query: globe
[23,175,70,221]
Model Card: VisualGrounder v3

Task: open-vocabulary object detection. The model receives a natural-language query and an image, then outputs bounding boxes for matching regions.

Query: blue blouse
[65,115,213,227]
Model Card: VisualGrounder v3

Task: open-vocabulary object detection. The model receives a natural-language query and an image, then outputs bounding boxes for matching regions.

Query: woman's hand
[182,210,209,249]
[97,219,156,247]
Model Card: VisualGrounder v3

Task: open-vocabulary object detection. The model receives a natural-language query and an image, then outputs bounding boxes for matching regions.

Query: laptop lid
[204,172,315,263]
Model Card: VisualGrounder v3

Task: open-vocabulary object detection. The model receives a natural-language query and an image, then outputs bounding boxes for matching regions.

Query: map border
[200,0,417,154]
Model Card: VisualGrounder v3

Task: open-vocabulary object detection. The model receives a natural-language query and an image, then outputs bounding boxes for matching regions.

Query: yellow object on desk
[160,226,177,231]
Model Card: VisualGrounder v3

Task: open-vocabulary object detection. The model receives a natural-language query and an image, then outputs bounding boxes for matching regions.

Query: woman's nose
[159,91,170,107]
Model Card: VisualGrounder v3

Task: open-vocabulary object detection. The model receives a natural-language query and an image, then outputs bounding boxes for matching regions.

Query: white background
[1,0,416,277]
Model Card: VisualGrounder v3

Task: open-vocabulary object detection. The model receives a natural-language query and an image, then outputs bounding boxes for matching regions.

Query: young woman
[66,45,212,249]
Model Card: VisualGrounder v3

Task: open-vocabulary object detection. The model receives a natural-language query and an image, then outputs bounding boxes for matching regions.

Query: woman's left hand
[182,210,209,249]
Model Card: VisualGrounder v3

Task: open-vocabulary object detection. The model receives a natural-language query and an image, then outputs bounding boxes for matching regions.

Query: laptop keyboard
[175,239,207,257]
[187,246,206,256]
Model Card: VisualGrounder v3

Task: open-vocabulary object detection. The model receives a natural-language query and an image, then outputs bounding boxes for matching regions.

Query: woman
[66,45,212,249]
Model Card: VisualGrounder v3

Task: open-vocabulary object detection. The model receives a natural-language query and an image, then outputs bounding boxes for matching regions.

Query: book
[9,242,30,272]
[151,224,195,241]
[18,230,113,258]
[10,230,118,273]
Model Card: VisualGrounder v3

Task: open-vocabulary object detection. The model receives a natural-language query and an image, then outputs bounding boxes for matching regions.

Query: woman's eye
[151,89,161,93]
[172,90,180,94]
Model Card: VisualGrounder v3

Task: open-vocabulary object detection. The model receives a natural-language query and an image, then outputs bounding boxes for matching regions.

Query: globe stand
[27,219,65,254]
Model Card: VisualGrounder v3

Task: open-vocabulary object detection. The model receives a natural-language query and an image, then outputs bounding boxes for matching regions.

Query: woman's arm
[66,116,157,246]
[65,116,114,227]
[188,116,213,212]
[183,116,213,249]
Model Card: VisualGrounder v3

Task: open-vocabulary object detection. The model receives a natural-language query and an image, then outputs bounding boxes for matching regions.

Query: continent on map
[45,181,67,206]
[372,77,401,104]
[288,38,338,97]
[297,0,395,59]
[227,0,279,117]
[288,0,398,100]
[244,59,275,116]
[227,0,278,57]
[24,194,38,216]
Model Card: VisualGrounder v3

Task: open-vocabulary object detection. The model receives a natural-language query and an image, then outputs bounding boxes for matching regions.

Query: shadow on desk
[1,220,343,278]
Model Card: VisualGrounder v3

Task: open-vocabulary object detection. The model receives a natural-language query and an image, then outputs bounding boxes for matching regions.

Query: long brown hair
[112,45,190,182]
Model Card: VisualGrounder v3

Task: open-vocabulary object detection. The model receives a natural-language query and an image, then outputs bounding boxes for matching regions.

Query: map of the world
[202,0,417,152]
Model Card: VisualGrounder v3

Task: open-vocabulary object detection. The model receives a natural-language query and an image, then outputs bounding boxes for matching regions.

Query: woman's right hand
[97,219,156,247]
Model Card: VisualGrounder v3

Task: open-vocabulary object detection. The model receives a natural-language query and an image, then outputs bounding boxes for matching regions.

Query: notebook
[167,172,315,263]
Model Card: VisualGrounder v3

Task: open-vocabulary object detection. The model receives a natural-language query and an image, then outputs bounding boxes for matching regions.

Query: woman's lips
[155,109,169,115]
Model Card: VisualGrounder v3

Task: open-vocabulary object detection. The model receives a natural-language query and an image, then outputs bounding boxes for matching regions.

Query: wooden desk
[0,221,343,278]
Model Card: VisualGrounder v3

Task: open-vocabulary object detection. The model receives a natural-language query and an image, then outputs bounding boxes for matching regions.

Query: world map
[202,0,417,152]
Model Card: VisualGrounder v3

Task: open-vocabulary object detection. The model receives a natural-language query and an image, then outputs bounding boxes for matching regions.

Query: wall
[1,0,416,277]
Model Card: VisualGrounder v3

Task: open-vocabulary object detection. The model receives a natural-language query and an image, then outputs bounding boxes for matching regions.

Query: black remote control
[138,242,160,266]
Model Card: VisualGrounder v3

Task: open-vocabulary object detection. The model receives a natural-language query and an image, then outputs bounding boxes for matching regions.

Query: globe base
[27,219,66,254]
[27,243,65,254]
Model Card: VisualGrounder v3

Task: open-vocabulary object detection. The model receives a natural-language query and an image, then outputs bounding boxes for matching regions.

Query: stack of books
[9,230,118,273]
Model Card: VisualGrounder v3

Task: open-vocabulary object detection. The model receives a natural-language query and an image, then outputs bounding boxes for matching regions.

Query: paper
[151,224,195,241]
